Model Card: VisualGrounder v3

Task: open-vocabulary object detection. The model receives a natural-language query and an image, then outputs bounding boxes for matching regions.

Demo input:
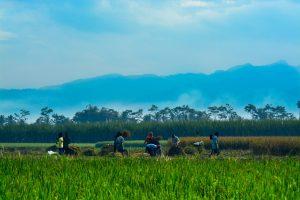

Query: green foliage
[245,104,295,120]
[36,107,54,124]
[0,120,300,142]
[0,157,299,199]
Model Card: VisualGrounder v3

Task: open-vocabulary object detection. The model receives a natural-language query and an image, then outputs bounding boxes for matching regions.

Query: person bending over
[114,131,130,155]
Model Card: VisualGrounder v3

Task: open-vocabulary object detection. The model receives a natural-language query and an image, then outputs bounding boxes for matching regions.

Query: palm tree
[297,101,300,120]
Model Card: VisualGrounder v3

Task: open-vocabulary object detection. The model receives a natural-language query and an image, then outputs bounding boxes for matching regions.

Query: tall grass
[177,137,300,155]
[0,120,299,142]
[0,156,299,199]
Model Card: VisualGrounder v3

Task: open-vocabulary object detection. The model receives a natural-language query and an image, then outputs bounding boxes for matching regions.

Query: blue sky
[0,0,300,88]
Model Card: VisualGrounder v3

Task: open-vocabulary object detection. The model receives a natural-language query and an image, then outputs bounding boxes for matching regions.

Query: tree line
[0,120,300,143]
[1,102,299,126]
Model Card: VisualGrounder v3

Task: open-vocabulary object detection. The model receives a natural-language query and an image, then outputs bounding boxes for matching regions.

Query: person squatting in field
[210,132,220,156]
[63,132,71,153]
[113,131,129,156]
[171,134,180,147]
[56,132,64,155]
[144,132,161,156]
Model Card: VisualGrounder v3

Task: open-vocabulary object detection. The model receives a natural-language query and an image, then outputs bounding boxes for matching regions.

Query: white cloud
[91,0,256,27]
[181,0,211,8]
[0,30,14,40]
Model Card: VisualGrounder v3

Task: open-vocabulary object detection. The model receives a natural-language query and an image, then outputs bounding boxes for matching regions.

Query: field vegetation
[1,103,299,142]
[0,156,299,199]
[1,120,300,142]
[177,137,300,156]
[1,137,299,157]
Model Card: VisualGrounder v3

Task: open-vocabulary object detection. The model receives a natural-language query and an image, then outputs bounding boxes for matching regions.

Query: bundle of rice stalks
[99,144,114,156]
[167,146,184,156]
[183,146,197,155]
[67,145,81,155]
[83,148,97,156]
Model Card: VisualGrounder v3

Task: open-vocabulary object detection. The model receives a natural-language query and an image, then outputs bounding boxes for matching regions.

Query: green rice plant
[0,156,299,199]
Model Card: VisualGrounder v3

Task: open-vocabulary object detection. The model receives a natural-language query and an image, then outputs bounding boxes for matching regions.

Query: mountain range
[1,61,300,115]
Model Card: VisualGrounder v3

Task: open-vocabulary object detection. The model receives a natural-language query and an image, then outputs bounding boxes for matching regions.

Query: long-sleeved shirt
[115,136,125,150]
[57,137,64,148]
[211,135,219,150]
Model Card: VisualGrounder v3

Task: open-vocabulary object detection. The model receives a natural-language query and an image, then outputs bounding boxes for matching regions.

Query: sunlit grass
[0,156,299,199]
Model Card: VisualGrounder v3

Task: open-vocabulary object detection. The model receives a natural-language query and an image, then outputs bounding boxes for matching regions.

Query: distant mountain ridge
[1,62,300,114]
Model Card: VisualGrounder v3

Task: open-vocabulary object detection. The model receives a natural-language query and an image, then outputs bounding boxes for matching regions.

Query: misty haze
[1,1,300,199]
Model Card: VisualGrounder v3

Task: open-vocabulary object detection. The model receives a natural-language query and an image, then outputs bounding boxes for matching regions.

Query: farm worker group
[112,131,179,156]
[56,130,220,157]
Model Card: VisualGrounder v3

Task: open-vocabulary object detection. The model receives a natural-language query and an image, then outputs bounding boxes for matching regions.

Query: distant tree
[121,110,134,122]
[189,110,211,120]
[121,109,143,122]
[0,115,5,125]
[217,105,227,120]
[36,107,53,124]
[224,104,241,120]
[297,101,300,120]
[244,104,259,119]
[14,109,30,124]
[6,115,17,125]
[148,105,159,121]
[157,107,173,122]
[180,105,193,120]
[131,109,143,122]
[98,107,119,122]
[73,105,119,123]
[52,114,70,125]
[171,105,192,121]
[73,105,99,123]
[208,104,241,120]
[245,104,294,120]
[143,114,152,122]
[208,106,219,120]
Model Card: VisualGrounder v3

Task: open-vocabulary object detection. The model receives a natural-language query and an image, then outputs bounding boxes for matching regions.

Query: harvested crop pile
[83,148,97,156]
[183,146,198,155]
[99,144,114,156]
[66,146,81,155]
[167,146,184,156]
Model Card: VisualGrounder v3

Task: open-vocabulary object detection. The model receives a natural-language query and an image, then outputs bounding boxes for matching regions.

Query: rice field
[0,156,299,199]
[1,136,299,156]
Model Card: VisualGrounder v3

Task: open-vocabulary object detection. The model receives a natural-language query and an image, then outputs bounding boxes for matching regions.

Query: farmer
[210,132,220,156]
[56,132,64,155]
[63,132,71,153]
[171,134,180,147]
[144,132,154,144]
[113,131,123,153]
[144,132,156,155]
[213,132,220,155]
[114,131,129,155]
[146,136,162,156]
